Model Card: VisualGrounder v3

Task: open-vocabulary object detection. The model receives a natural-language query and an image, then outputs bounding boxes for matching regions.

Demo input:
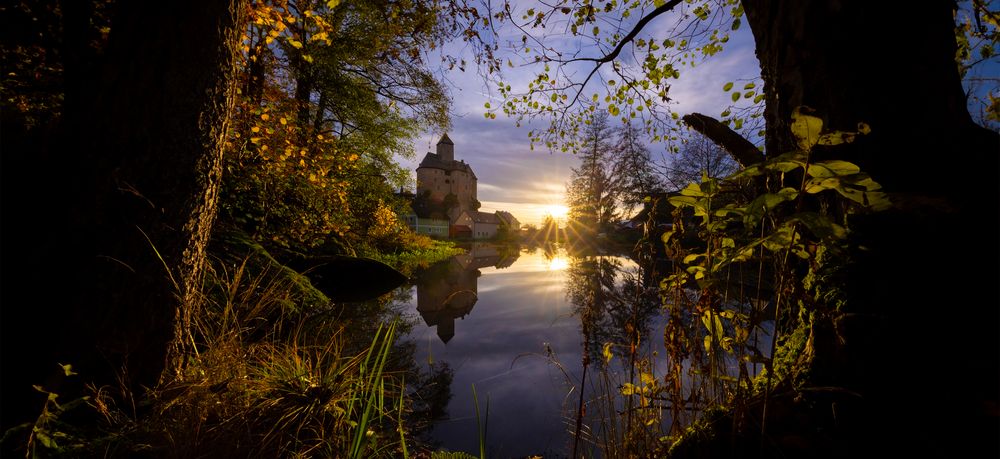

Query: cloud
[396,12,762,225]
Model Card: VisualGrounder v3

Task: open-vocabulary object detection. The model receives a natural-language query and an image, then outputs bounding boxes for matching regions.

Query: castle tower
[436,133,454,162]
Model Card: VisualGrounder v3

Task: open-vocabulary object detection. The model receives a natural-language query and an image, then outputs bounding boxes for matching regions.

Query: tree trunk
[1,0,248,427]
[89,0,249,383]
[742,1,999,455]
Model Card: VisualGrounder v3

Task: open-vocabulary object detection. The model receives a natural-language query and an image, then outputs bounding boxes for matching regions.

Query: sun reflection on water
[547,256,568,271]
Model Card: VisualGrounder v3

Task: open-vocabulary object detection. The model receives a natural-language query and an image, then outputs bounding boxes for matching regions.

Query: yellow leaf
[299,159,306,166]
[327,0,341,8]
[302,54,313,63]
[602,343,613,364]
[251,126,260,133]
[280,117,287,125]
[288,38,303,49]
[790,106,823,151]
[348,154,359,161]
[260,113,269,121]
[265,36,274,45]
[640,371,655,386]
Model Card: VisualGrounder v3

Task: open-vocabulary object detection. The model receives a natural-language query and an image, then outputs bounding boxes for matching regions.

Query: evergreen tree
[566,112,619,234]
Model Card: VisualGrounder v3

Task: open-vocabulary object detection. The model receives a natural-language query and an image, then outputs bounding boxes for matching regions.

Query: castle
[416,133,479,215]
[409,134,519,239]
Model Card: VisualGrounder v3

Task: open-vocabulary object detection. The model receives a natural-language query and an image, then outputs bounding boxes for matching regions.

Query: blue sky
[399,3,762,226]
[398,2,998,226]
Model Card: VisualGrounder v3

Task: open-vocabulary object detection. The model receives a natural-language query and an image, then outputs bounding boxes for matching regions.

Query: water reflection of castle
[416,244,519,343]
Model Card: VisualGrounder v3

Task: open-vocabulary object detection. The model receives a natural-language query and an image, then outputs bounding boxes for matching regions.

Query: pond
[396,242,773,457]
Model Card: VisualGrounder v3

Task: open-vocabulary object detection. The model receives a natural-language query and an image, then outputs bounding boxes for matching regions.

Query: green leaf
[840,173,882,191]
[683,253,705,265]
[808,160,861,178]
[723,81,734,91]
[731,91,741,102]
[59,363,77,377]
[679,182,705,197]
[761,225,802,253]
[834,187,892,211]
[731,18,741,30]
[817,131,856,146]
[788,212,848,240]
[790,106,823,150]
[668,195,700,207]
[746,187,798,220]
[804,177,840,194]
[743,82,756,90]
[701,311,725,339]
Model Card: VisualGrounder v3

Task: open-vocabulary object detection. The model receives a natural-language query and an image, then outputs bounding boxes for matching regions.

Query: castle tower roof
[438,133,454,145]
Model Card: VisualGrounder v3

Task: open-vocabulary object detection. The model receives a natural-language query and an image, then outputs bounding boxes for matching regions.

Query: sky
[396,5,763,227]
[396,2,998,227]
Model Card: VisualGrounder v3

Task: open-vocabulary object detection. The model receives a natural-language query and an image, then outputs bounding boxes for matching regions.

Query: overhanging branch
[682,112,764,167]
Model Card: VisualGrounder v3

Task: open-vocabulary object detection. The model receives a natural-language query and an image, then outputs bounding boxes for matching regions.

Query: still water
[398,243,771,457]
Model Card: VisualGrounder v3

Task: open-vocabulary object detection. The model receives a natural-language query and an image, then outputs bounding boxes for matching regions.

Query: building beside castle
[410,134,519,239]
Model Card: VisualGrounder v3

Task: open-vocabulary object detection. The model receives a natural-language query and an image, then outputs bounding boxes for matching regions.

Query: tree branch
[566,0,684,108]
[682,112,764,167]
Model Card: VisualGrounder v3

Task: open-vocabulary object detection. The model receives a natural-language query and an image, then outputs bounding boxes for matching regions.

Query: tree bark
[2,1,249,426]
[681,112,764,167]
[741,1,999,456]
[90,0,249,383]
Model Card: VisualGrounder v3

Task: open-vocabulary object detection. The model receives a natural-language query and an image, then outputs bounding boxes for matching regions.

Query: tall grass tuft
[43,255,419,458]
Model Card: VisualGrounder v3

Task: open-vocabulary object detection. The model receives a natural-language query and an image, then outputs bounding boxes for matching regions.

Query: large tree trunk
[742,1,999,455]
[1,0,248,428]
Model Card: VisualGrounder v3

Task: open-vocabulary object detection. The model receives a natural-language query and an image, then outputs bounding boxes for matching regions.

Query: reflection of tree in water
[563,252,769,452]
[564,255,663,455]
[565,256,659,365]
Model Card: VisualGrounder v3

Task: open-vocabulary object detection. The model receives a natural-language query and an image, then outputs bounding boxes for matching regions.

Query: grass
[6,239,430,458]
[367,234,465,276]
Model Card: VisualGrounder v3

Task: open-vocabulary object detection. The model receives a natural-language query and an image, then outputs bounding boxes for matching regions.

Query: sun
[543,204,569,220]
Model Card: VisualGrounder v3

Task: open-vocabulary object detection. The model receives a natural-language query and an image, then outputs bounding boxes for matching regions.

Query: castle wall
[416,166,476,210]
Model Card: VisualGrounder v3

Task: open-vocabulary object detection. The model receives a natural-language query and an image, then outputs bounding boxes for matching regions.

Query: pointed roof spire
[438,133,454,145]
